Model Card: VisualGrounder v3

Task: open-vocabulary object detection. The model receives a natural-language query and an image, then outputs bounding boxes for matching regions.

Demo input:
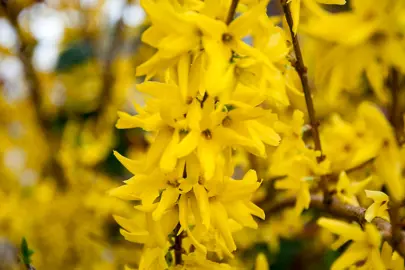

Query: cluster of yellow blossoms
[110,0,405,269]
[1,0,405,269]
[111,0,284,268]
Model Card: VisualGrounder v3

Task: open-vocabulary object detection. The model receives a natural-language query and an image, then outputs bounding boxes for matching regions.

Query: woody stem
[388,67,404,255]
[263,194,405,258]
[280,0,329,202]
[226,0,240,25]
[173,223,183,265]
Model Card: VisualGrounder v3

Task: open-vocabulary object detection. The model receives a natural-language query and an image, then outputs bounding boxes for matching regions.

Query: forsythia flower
[335,171,371,206]
[318,217,385,270]
[271,110,329,215]
[110,0,295,267]
[320,111,381,173]
[381,242,405,270]
[303,0,405,103]
[364,190,390,222]
[289,0,346,34]
[359,102,405,202]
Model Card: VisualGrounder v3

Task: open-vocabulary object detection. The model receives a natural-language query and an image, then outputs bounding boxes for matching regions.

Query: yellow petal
[109,184,139,200]
[225,201,258,229]
[120,229,149,244]
[146,212,167,248]
[290,0,301,35]
[246,201,265,220]
[365,190,389,202]
[193,184,211,229]
[211,201,237,252]
[176,130,200,158]
[152,187,180,221]
[197,139,220,180]
[179,195,207,253]
[331,242,368,270]
[116,111,142,129]
[113,151,142,175]
[317,218,365,241]
[229,0,267,39]
[365,60,389,104]
[177,53,190,102]
[145,128,173,171]
[369,248,386,270]
[160,130,180,172]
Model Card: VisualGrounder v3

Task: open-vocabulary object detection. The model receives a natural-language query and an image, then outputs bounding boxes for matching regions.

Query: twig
[388,67,404,255]
[226,0,239,25]
[280,0,329,202]
[173,223,184,265]
[263,194,405,257]
[267,157,376,185]
[345,157,375,174]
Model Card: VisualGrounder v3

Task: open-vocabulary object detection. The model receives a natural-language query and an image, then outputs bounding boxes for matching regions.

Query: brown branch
[280,0,330,202]
[226,0,239,25]
[263,194,405,257]
[172,223,184,265]
[268,156,376,184]
[387,67,404,258]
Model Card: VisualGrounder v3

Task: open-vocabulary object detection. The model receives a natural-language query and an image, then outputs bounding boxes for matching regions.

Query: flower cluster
[112,0,405,269]
[3,0,405,269]
[111,0,291,268]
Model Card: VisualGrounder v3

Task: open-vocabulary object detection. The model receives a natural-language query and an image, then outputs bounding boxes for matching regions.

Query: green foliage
[20,237,34,265]
[56,41,93,72]
[165,250,174,267]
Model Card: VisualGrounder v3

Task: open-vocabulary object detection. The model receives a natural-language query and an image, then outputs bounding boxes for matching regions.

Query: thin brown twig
[226,0,239,25]
[280,0,330,202]
[263,194,405,258]
[268,156,376,184]
[388,67,404,255]
[173,223,184,265]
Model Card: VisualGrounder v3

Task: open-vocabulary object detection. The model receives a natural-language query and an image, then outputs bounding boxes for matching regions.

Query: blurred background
[0,0,149,269]
[0,0,350,269]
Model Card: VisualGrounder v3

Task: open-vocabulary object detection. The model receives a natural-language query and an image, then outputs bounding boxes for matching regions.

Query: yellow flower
[364,190,390,222]
[335,171,371,206]
[359,102,405,202]
[114,209,178,269]
[303,0,405,103]
[136,0,202,77]
[289,0,346,34]
[381,242,405,270]
[318,218,385,270]
[178,169,265,255]
[192,0,271,95]
[321,112,380,172]
[177,96,279,180]
[274,169,311,216]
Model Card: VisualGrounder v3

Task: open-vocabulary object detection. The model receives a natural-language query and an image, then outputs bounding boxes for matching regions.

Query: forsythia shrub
[110,0,405,269]
[1,0,405,269]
